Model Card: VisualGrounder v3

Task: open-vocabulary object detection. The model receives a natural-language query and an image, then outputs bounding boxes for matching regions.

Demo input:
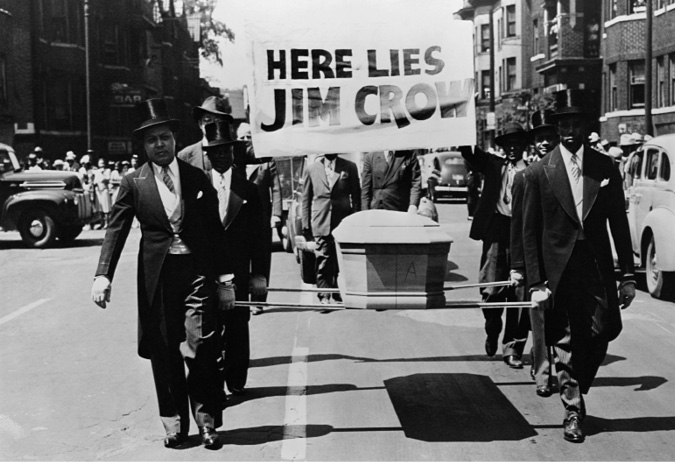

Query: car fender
[2,189,77,230]
[640,206,675,272]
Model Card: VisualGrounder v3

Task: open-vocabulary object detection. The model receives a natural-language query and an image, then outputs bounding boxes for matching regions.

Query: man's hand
[217,281,236,311]
[618,280,636,309]
[509,270,525,287]
[530,283,552,311]
[91,276,112,309]
[249,275,268,299]
[407,204,418,214]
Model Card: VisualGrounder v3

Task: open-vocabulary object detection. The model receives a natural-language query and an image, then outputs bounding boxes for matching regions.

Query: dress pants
[550,241,610,420]
[219,304,251,392]
[250,224,273,305]
[530,306,554,388]
[148,254,221,435]
[479,213,530,357]
[315,234,339,301]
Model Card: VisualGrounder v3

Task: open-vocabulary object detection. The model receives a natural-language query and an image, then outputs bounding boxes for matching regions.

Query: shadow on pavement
[0,237,103,250]
[384,373,536,442]
[584,415,675,436]
[251,353,521,368]
[593,375,667,391]
[225,383,384,407]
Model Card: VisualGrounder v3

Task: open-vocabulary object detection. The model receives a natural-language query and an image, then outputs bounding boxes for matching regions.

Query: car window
[660,153,671,181]
[631,151,644,180]
[645,148,660,180]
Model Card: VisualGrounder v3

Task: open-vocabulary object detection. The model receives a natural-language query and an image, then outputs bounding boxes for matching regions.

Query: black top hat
[551,89,588,120]
[495,122,528,146]
[203,120,237,148]
[133,98,180,138]
[193,96,234,123]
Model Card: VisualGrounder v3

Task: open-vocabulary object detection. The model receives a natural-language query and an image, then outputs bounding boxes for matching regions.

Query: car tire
[58,225,83,243]
[645,236,675,299]
[299,249,317,284]
[18,209,57,248]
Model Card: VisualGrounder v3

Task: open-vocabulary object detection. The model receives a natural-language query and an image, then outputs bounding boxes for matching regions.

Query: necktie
[570,154,582,182]
[162,166,176,195]
[218,173,228,222]
[570,154,583,222]
[503,163,516,204]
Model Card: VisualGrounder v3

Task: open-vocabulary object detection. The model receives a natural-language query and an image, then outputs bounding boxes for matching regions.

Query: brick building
[600,0,675,142]
[0,0,220,164]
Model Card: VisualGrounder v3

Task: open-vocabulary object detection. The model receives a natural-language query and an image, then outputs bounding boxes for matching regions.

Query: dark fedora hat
[193,96,234,123]
[203,120,237,148]
[551,89,589,120]
[495,122,528,146]
[133,98,180,138]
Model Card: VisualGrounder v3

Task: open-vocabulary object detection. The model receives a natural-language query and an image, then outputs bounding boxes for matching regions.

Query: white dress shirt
[560,144,585,225]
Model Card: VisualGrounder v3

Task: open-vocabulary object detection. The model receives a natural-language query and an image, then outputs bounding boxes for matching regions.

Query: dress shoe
[200,427,221,449]
[563,416,585,443]
[484,337,498,357]
[251,306,263,315]
[163,432,186,448]
[503,355,524,369]
[536,385,552,397]
[229,386,245,396]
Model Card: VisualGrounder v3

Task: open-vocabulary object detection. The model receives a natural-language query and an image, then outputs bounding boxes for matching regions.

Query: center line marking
[0,299,50,327]
[281,344,309,461]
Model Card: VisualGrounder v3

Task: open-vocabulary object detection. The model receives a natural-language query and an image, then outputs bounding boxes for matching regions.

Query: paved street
[1,201,675,461]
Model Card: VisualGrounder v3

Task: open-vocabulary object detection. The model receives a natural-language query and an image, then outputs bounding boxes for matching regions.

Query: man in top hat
[460,122,530,369]
[201,119,268,397]
[521,89,635,443]
[510,109,559,398]
[90,98,236,449]
[178,95,233,171]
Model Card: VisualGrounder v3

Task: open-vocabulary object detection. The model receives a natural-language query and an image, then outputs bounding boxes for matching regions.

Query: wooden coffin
[332,210,453,309]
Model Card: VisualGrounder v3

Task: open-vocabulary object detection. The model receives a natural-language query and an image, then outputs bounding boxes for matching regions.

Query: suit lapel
[134,163,173,232]
[544,148,580,224]
[318,158,330,189]
[582,149,602,221]
[223,174,245,230]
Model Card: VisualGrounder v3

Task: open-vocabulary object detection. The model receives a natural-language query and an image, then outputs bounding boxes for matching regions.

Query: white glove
[509,270,525,287]
[530,284,552,311]
[217,281,237,311]
[271,215,281,228]
[92,276,112,309]
[249,275,268,299]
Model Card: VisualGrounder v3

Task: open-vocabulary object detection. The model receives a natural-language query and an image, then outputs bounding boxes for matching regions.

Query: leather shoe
[503,355,523,369]
[200,427,221,449]
[163,432,186,448]
[536,385,552,397]
[485,337,498,357]
[563,416,585,443]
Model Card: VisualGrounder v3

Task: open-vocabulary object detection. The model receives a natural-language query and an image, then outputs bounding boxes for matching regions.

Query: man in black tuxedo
[302,154,361,303]
[91,98,235,449]
[202,120,268,397]
[510,109,559,398]
[361,150,421,212]
[522,90,636,443]
[461,124,530,369]
[178,96,232,171]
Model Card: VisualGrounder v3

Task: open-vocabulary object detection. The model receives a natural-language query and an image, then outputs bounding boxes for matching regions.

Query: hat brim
[133,119,180,139]
[495,131,528,146]
[193,107,234,123]
[204,139,244,149]
[550,108,588,121]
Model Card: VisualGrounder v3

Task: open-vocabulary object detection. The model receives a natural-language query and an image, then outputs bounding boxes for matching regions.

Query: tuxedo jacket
[301,156,361,237]
[95,160,232,359]
[361,151,421,212]
[178,141,212,171]
[510,169,526,270]
[461,146,510,241]
[522,145,634,341]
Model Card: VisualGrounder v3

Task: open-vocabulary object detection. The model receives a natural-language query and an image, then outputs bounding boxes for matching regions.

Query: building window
[629,61,645,108]
[609,64,618,111]
[0,54,7,106]
[506,5,516,37]
[657,56,666,107]
[506,57,516,91]
[670,53,675,105]
[481,70,491,99]
[609,0,619,19]
[102,24,121,65]
[631,0,647,13]
[481,24,490,52]
[533,19,539,54]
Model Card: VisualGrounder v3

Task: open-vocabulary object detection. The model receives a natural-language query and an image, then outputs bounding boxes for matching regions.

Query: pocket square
[339,171,349,180]
[197,190,204,199]
[600,178,610,187]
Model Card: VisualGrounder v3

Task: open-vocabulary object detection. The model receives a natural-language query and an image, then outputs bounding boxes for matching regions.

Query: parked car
[0,143,97,247]
[420,150,468,202]
[625,134,675,299]
[276,156,307,253]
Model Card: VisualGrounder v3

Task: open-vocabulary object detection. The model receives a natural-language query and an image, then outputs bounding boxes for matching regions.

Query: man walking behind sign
[90,98,235,450]
[360,150,422,213]
[522,90,636,443]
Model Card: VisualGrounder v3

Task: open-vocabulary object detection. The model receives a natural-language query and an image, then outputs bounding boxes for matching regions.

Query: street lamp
[84,0,92,151]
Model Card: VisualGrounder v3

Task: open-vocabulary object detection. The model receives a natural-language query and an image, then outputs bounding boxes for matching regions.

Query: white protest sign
[244,0,475,157]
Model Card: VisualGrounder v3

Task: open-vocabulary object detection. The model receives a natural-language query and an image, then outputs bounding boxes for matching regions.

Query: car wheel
[300,249,317,284]
[58,225,83,243]
[19,209,57,248]
[645,236,675,299]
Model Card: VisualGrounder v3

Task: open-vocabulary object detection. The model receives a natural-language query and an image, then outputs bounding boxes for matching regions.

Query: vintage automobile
[420,150,468,202]
[625,134,675,299]
[0,143,97,248]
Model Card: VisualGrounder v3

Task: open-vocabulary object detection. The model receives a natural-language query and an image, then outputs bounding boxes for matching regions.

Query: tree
[181,0,235,65]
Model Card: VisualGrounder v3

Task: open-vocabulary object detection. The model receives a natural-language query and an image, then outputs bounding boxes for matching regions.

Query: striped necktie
[162,166,176,195]
[570,154,582,182]
[218,173,229,222]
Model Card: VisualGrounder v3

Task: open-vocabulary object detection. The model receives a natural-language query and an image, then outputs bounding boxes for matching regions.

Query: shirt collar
[560,143,584,163]
[152,157,179,177]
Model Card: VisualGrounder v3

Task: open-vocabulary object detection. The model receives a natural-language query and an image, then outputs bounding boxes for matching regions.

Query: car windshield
[0,148,20,173]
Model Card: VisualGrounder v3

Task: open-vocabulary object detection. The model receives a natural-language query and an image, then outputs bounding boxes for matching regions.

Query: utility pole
[645,0,653,136]
[488,6,495,148]
[84,0,92,151]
